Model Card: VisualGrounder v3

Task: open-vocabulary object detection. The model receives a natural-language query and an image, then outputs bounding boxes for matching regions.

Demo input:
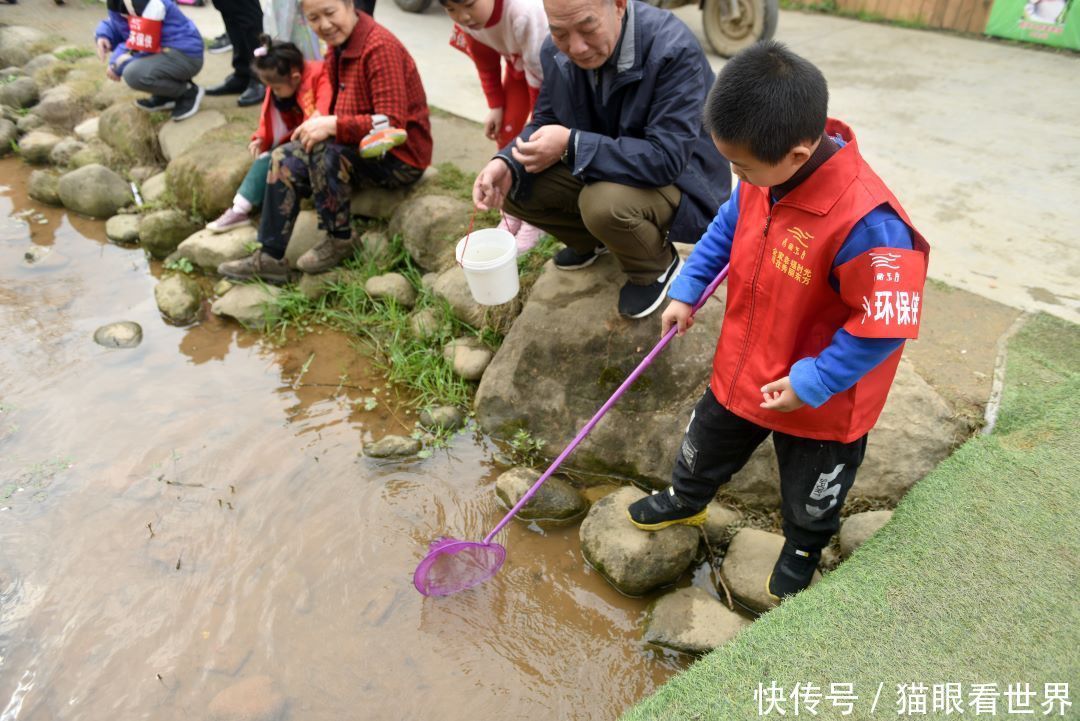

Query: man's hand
[661,300,694,337]
[106,65,121,82]
[248,139,263,158]
[292,115,337,152]
[511,124,570,173]
[760,377,806,413]
[484,107,504,142]
[96,37,112,62]
[473,158,512,211]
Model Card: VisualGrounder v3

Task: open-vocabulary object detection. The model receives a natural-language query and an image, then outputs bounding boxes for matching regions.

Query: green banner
[985,0,1080,49]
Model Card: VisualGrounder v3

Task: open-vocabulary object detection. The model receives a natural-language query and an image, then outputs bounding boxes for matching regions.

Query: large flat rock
[475,247,725,485]
[158,110,226,161]
[579,486,699,596]
[476,247,963,505]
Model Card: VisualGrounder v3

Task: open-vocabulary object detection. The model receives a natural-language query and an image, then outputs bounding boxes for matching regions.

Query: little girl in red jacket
[207,35,331,233]
[443,0,548,254]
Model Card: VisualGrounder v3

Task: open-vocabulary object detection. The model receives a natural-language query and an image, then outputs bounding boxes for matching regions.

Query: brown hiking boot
[217,251,291,284]
[295,234,357,274]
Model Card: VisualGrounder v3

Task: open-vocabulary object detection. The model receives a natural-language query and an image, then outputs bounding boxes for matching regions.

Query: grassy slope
[623,313,1080,720]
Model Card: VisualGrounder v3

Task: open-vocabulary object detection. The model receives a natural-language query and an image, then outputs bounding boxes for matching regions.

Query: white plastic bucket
[455,228,519,306]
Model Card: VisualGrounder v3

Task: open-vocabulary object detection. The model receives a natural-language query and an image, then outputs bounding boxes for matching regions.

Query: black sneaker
[205,74,247,96]
[134,95,176,112]
[553,244,607,270]
[627,487,708,531]
[171,83,204,122]
[207,33,232,54]
[767,541,821,601]
[237,80,266,108]
[617,248,682,319]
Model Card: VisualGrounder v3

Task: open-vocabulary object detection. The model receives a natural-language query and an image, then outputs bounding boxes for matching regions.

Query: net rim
[412,538,507,596]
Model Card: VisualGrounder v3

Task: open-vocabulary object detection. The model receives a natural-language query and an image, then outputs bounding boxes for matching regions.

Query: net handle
[482,262,730,544]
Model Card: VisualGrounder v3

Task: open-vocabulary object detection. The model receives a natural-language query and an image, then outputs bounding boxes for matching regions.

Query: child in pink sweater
[444,0,548,253]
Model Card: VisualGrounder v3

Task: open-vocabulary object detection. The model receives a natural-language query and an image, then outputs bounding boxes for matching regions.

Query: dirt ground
[905,282,1021,430]
[3,5,1021,425]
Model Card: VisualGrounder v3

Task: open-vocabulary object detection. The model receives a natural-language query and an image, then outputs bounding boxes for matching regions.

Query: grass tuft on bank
[623,313,1080,721]
[264,229,558,409]
[266,235,472,408]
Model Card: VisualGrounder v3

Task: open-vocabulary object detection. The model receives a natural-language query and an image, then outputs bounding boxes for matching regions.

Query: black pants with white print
[672,386,868,551]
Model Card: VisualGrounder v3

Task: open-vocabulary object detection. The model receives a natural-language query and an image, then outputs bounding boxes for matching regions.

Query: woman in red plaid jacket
[219,0,433,283]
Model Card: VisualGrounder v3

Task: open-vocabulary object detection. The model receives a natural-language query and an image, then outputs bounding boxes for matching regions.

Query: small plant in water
[164,257,195,274]
[507,428,546,467]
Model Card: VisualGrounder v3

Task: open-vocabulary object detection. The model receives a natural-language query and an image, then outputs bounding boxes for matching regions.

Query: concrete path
[9,1,1079,320]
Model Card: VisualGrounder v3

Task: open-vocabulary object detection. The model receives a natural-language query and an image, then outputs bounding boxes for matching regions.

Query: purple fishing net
[413,538,507,596]
[413,264,731,597]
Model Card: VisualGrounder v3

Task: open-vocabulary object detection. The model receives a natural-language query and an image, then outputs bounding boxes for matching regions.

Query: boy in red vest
[627,41,929,602]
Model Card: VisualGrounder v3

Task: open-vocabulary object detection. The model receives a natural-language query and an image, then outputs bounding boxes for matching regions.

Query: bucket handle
[457,208,479,268]
[458,208,514,267]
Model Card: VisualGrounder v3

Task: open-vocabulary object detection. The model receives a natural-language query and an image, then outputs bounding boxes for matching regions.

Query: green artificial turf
[623,313,1080,720]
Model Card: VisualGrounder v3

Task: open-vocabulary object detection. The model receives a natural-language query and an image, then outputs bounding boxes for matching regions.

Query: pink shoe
[497,214,523,236]
[514,222,543,255]
[207,207,251,233]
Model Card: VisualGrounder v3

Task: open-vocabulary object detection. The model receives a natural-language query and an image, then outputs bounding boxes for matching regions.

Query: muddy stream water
[0,158,689,721]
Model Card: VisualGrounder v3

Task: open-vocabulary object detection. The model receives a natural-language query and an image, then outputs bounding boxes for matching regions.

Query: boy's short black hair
[704,40,828,165]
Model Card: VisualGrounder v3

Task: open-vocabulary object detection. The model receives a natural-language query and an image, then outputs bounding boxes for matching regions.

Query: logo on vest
[869,251,906,283]
[770,227,815,286]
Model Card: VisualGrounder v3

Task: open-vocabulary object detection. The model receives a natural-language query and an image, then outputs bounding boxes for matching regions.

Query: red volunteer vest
[710,119,930,443]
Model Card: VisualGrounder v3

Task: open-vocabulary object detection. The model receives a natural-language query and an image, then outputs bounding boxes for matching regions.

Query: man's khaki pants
[503,163,681,284]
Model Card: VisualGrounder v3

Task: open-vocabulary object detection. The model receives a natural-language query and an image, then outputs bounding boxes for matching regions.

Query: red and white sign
[835,247,927,339]
[126,16,162,53]
[123,0,165,54]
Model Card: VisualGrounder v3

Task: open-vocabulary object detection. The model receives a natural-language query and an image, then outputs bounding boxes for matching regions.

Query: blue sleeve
[110,46,137,68]
[96,12,129,52]
[789,204,914,408]
[667,183,740,305]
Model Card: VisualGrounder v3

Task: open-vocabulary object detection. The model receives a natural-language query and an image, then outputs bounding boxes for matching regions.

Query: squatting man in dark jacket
[471,0,731,318]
